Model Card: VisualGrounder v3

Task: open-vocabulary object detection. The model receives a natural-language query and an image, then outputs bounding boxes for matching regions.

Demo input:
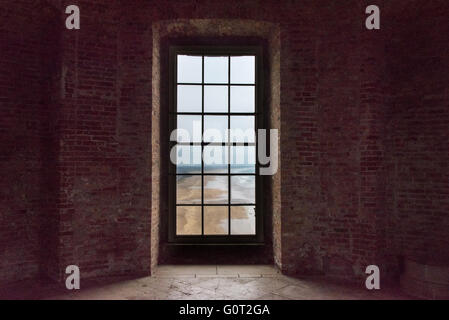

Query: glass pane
[175,145,201,174]
[231,206,255,235]
[177,175,201,204]
[176,206,202,235]
[204,176,228,204]
[231,176,255,204]
[230,146,255,173]
[204,146,228,173]
[177,85,202,112]
[177,55,202,83]
[230,86,255,113]
[230,56,255,84]
[230,116,255,142]
[204,85,228,113]
[204,206,228,235]
[176,115,202,142]
[204,56,228,84]
[204,115,228,143]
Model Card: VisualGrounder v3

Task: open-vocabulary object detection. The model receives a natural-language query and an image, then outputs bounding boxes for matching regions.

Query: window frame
[168,45,264,244]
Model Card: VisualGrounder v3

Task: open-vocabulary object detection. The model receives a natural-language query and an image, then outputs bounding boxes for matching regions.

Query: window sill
[166,242,265,246]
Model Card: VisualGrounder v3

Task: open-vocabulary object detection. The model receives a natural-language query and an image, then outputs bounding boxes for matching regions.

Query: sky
[175,54,256,169]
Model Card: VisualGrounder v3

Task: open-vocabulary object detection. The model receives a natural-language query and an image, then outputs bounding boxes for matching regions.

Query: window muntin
[169,46,262,243]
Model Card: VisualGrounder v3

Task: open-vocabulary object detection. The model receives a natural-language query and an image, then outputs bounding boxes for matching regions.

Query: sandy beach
[176,174,255,235]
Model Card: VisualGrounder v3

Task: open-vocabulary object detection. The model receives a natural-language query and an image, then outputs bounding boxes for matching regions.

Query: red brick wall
[279,0,390,280]
[52,0,152,281]
[0,0,59,284]
[1,0,448,285]
[385,0,449,269]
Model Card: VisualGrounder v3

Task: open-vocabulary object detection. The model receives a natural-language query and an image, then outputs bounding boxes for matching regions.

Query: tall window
[169,46,263,243]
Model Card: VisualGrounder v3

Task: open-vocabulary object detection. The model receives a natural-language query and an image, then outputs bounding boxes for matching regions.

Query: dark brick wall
[0,0,59,285]
[277,0,391,280]
[385,0,449,270]
[0,0,448,285]
[0,0,39,285]
[53,0,152,281]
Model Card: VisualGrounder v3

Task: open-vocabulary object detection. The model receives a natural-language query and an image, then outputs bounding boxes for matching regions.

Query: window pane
[204,85,228,113]
[231,206,255,235]
[230,56,255,84]
[230,146,255,173]
[204,176,228,204]
[204,115,228,143]
[204,56,228,84]
[230,116,255,143]
[230,86,255,113]
[177,175,201,204]
[174,51,259,240]
[177,115,202,142]
[175,145,201,174]
[177,206,202,235]
[177,55,202,83]
[204,206,228,235]
[177,85,202,112]
[204,146,228,173]
[231,176,255,204]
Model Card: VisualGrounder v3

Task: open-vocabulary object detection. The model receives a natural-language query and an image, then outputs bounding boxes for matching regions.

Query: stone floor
[0,265,415,300]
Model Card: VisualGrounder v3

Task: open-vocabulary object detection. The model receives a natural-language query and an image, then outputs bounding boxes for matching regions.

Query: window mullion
[201,55,205,237]
[227,55,231,236]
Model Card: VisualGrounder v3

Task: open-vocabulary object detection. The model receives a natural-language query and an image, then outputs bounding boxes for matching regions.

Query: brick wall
[278,0,390,280]
[52,0,152,281]
[1,0,448,285]
[385,0,449,269]
[0,0,60,285]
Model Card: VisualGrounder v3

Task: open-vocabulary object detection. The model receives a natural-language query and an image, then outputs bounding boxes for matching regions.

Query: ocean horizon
[176,164,255,174]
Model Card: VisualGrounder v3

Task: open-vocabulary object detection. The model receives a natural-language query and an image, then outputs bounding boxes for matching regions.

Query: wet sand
[176,175,253,235]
